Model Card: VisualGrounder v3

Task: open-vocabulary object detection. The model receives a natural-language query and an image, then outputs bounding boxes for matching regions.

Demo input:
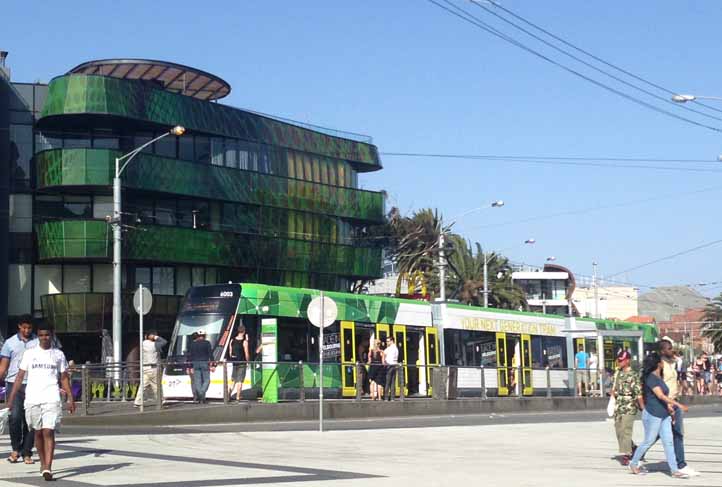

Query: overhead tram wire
[381,153,722,165]
[381,152,722,173]
[606,238,722,279]
[481,0,722,117]
[466,0,722,124]
[426,0,722,133]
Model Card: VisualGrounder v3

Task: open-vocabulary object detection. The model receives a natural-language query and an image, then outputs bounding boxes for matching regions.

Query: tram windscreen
[171,314,227,357]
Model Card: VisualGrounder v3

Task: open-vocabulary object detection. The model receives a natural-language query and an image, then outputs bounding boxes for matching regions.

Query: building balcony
[40,292,181,334]
[36,148,384,222]
[36,220,383,279]
[39,73,381,170]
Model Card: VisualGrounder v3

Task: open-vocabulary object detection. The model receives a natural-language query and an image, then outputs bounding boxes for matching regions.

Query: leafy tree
[702,293,722,352]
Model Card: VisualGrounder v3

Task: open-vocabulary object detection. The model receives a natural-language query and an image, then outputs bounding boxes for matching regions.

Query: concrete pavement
[1,410,721,486]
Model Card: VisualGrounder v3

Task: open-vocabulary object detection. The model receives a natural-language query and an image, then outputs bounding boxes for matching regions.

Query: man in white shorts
[7,323,75,481]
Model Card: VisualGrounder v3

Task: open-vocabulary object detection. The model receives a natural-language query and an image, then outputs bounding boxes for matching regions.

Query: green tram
[162,283,658,400]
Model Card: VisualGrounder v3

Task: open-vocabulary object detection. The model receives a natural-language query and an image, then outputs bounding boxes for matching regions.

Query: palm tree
[444,238,526,310]
[702,293,722,352]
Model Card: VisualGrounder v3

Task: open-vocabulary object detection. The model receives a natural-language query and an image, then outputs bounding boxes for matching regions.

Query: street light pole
[592,261,599,319]
[111,125,185,364]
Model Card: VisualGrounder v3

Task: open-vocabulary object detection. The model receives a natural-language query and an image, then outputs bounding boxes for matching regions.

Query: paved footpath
[1,412,721,486]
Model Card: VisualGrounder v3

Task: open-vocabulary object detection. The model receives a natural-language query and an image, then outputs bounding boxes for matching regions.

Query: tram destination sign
[461,317,558,336]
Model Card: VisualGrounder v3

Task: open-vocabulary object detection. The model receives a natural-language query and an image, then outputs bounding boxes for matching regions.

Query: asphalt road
[63,403,722,436]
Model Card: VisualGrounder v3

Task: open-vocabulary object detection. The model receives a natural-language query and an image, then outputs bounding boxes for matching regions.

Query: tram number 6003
[219,291,234,298]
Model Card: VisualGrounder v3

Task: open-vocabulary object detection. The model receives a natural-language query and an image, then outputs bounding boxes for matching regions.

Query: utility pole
[592,262,599,319]
[439,231,446,302]
[483,252,489,307]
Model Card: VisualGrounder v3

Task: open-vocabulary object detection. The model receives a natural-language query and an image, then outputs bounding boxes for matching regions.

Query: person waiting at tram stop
[134,330,167,408]
[628,352,690,478]
[186,330,213,404]
[610,350,642,466]
[367,339,385,401]
[574,345,588,396]
[383,337,399,401]
[228,326,250,402]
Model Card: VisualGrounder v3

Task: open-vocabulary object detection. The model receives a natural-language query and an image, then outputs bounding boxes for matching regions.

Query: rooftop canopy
[68,59,231,101]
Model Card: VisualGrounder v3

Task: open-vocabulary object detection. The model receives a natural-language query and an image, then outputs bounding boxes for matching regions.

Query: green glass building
[1,57,384,360]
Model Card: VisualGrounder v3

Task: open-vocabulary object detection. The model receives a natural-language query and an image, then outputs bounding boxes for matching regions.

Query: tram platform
[64,394,722,427]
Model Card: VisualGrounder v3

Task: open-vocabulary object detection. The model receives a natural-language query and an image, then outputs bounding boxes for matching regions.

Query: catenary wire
[481,0,722,116]
[426,0,722,133]
[607,238,722,279]
[466,0,722,123]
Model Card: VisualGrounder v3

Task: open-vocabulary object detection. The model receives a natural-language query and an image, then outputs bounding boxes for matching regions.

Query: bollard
[222,361,229,405]
[518,364,524,397]
[546,366,551,398]
[298,361,305,402]
[355,362,363,401]
[586,368,591,396]
[598,367,605,398]
[480,366,487,400]
[572,368,578,397]
[80,365,89,416]
[156,361,164,411]
[398,364,405,401]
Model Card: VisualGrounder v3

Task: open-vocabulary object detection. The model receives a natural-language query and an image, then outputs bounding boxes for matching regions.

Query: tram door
[376,324,390,346]
[393,325,408,396]
[341,321,356,397]
[425,328,439,396]
[521,334,533,396]
[496,332,509,396]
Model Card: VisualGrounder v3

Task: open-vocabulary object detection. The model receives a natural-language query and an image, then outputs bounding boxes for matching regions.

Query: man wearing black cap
[187,330,213,404]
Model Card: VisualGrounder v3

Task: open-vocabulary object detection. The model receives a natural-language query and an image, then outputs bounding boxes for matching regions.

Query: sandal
[7,452,19,463]
[671,471,690,479]
[42,469,53,481]
[23,456,34,465]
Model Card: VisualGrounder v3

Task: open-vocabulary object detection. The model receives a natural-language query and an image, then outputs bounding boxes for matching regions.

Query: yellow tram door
[393,325,408,396]
[496,332,509,396]
[375,323,390,346]
[425,327,439,396]
[340,321,356,397]
[521,334,533,396]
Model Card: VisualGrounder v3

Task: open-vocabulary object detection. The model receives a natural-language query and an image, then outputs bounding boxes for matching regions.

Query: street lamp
[439,200,504,301]
[112,125,185,364]
[546,256,556,262]
[671,94,722,103]
[482,238,535,307]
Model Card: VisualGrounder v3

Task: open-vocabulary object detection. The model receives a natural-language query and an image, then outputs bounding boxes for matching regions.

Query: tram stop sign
[133,286,153,315]
[307,296,338,328]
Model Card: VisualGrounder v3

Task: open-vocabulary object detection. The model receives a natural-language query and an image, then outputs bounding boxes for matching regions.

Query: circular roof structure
[68,59,231,101]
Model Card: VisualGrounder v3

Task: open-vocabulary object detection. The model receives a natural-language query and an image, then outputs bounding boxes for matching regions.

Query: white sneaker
[678,466,701,477]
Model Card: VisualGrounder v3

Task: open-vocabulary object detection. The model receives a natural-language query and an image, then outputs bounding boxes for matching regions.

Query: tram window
[542,336,567,368]
[428,336,438,364]
[277,320,309,362]
[531,336,544,368]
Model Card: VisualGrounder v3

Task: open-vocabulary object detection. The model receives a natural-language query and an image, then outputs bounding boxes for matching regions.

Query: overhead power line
[426,0,722,133]
[382,152,722,173]
[607,238,722,279]
[480,0,722,117]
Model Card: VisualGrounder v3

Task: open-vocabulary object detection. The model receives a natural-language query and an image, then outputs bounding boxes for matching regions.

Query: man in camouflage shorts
[611,350,643,465]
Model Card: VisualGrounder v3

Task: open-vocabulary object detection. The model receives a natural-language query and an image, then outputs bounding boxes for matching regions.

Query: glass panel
[177,266,191,296]
[93,129,120,149]
[155,199,177,225]
[192,267,205,286]
[135,267,152,289]
[9,124,32,183]
[34,265,62,312]
[63,130,92,149]
[258,146,270,173]
[195,136,210,164]
[225,139,238,169]
[303,155,312,182]
[127,197,154,224]
[312,157,321,183]
[36,131,62,151]
[328,161,337,186]
[178,135,194,161]
[337,163,346,188]
[211,137,225,166]
[238,141,250,170]
[286,151,295,178]
[64,265,91,292]
[93,196,113,220]
[64,196,92,218]
[155,134,177,158]
[153,267,174,295]
[92,264,113,293]
[205,268,217,285]
[295,154,304,181]
[320,159,329,185]
[8,264,31,316]
[9,194,32,233]
[133,132,154,154]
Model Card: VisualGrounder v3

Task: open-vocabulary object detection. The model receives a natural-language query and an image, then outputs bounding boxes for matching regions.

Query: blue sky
[4,1,722,295]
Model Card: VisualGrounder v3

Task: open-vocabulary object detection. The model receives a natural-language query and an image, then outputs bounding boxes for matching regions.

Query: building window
[34,265,62,312]
[8,265,32,316]
[9,194,32,233]
[155,133,177,158]
[93,129,120,149]
[92,264,113,293]
[195,136,210,164]
[211,138,225,166]
[63,196,92,218]
[93,196,113,220]
[178,135,194,161]
[153,267,175,295]
[64,265,91,293]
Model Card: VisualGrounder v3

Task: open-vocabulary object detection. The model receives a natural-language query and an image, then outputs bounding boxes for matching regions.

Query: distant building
[657,308,713,355]
[572,286,638,320]
[512,263,576,316]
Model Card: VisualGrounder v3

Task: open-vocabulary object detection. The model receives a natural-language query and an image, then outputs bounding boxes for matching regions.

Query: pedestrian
[574,345,588,396]
[0,315,38,465]
[187,330,213,404]
[656,339,699,476]
[588,351,599,395]
[228,326,250,402]
[367,339,385,400]
[694,355,704,395]
[610,351,643,466]
[675,352,685,396]
[134,330,167,407]
[628,352,689,478]
[383,337,399,401]
[702,353,712,395]
[7,323,75,481]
